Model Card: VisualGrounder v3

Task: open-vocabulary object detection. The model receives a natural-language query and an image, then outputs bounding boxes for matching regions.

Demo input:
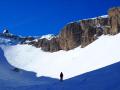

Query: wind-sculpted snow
[1,33,120,79]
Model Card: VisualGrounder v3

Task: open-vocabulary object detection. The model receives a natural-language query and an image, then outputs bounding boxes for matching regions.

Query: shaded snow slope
[48,62,120,90]
[0,47,58,88]
[1,33,120,79]
[1,62,120,90]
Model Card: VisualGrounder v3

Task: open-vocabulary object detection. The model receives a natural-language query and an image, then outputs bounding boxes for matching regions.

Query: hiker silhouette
[60,72,63,82]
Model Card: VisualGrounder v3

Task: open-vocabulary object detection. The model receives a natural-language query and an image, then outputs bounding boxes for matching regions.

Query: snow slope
[1,33,120,79]
[0,46,120,90]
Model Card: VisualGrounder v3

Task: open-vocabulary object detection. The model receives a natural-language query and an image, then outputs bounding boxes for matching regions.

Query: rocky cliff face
[108,7,120,35]
[59,22,82,50]
[80,16,108,47]
[26,7,120,52]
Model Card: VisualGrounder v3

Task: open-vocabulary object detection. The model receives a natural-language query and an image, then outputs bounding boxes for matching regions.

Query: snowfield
[1,33,120,79]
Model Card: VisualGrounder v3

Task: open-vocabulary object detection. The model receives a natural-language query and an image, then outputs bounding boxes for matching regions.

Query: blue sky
[0,0,119,36]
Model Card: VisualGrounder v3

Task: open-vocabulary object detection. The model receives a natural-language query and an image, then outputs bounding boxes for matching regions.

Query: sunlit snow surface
[1,33,120,79]
[40,34,56,40]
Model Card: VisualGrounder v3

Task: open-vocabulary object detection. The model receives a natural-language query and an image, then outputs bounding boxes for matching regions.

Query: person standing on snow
[60,72,63,82]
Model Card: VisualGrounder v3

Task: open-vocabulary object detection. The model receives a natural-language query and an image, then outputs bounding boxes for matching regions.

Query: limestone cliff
[26,7,120,52]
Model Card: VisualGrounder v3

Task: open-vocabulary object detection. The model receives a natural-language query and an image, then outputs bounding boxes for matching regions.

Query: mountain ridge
[27,7,120,52]
[0,7,120,52]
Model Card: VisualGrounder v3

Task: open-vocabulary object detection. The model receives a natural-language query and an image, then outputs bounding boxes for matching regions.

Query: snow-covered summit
[3,29,9,34]
[0,30,36,45]
[83,15,108,20]
[98,15,108,18]
[40,34,56,40]
[67,15,108,25]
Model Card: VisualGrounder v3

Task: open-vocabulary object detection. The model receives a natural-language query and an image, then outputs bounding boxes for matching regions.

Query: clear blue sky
[0,0,119,36]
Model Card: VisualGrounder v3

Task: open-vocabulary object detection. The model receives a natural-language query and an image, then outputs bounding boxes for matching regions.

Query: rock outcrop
[59,22,82,50]
[26,7,120,52]
[28,37,61,52]
[108,7,120,35]
[80,16,109,47]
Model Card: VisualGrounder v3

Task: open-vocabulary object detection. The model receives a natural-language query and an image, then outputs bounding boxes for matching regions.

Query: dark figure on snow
[60,72,63,82]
